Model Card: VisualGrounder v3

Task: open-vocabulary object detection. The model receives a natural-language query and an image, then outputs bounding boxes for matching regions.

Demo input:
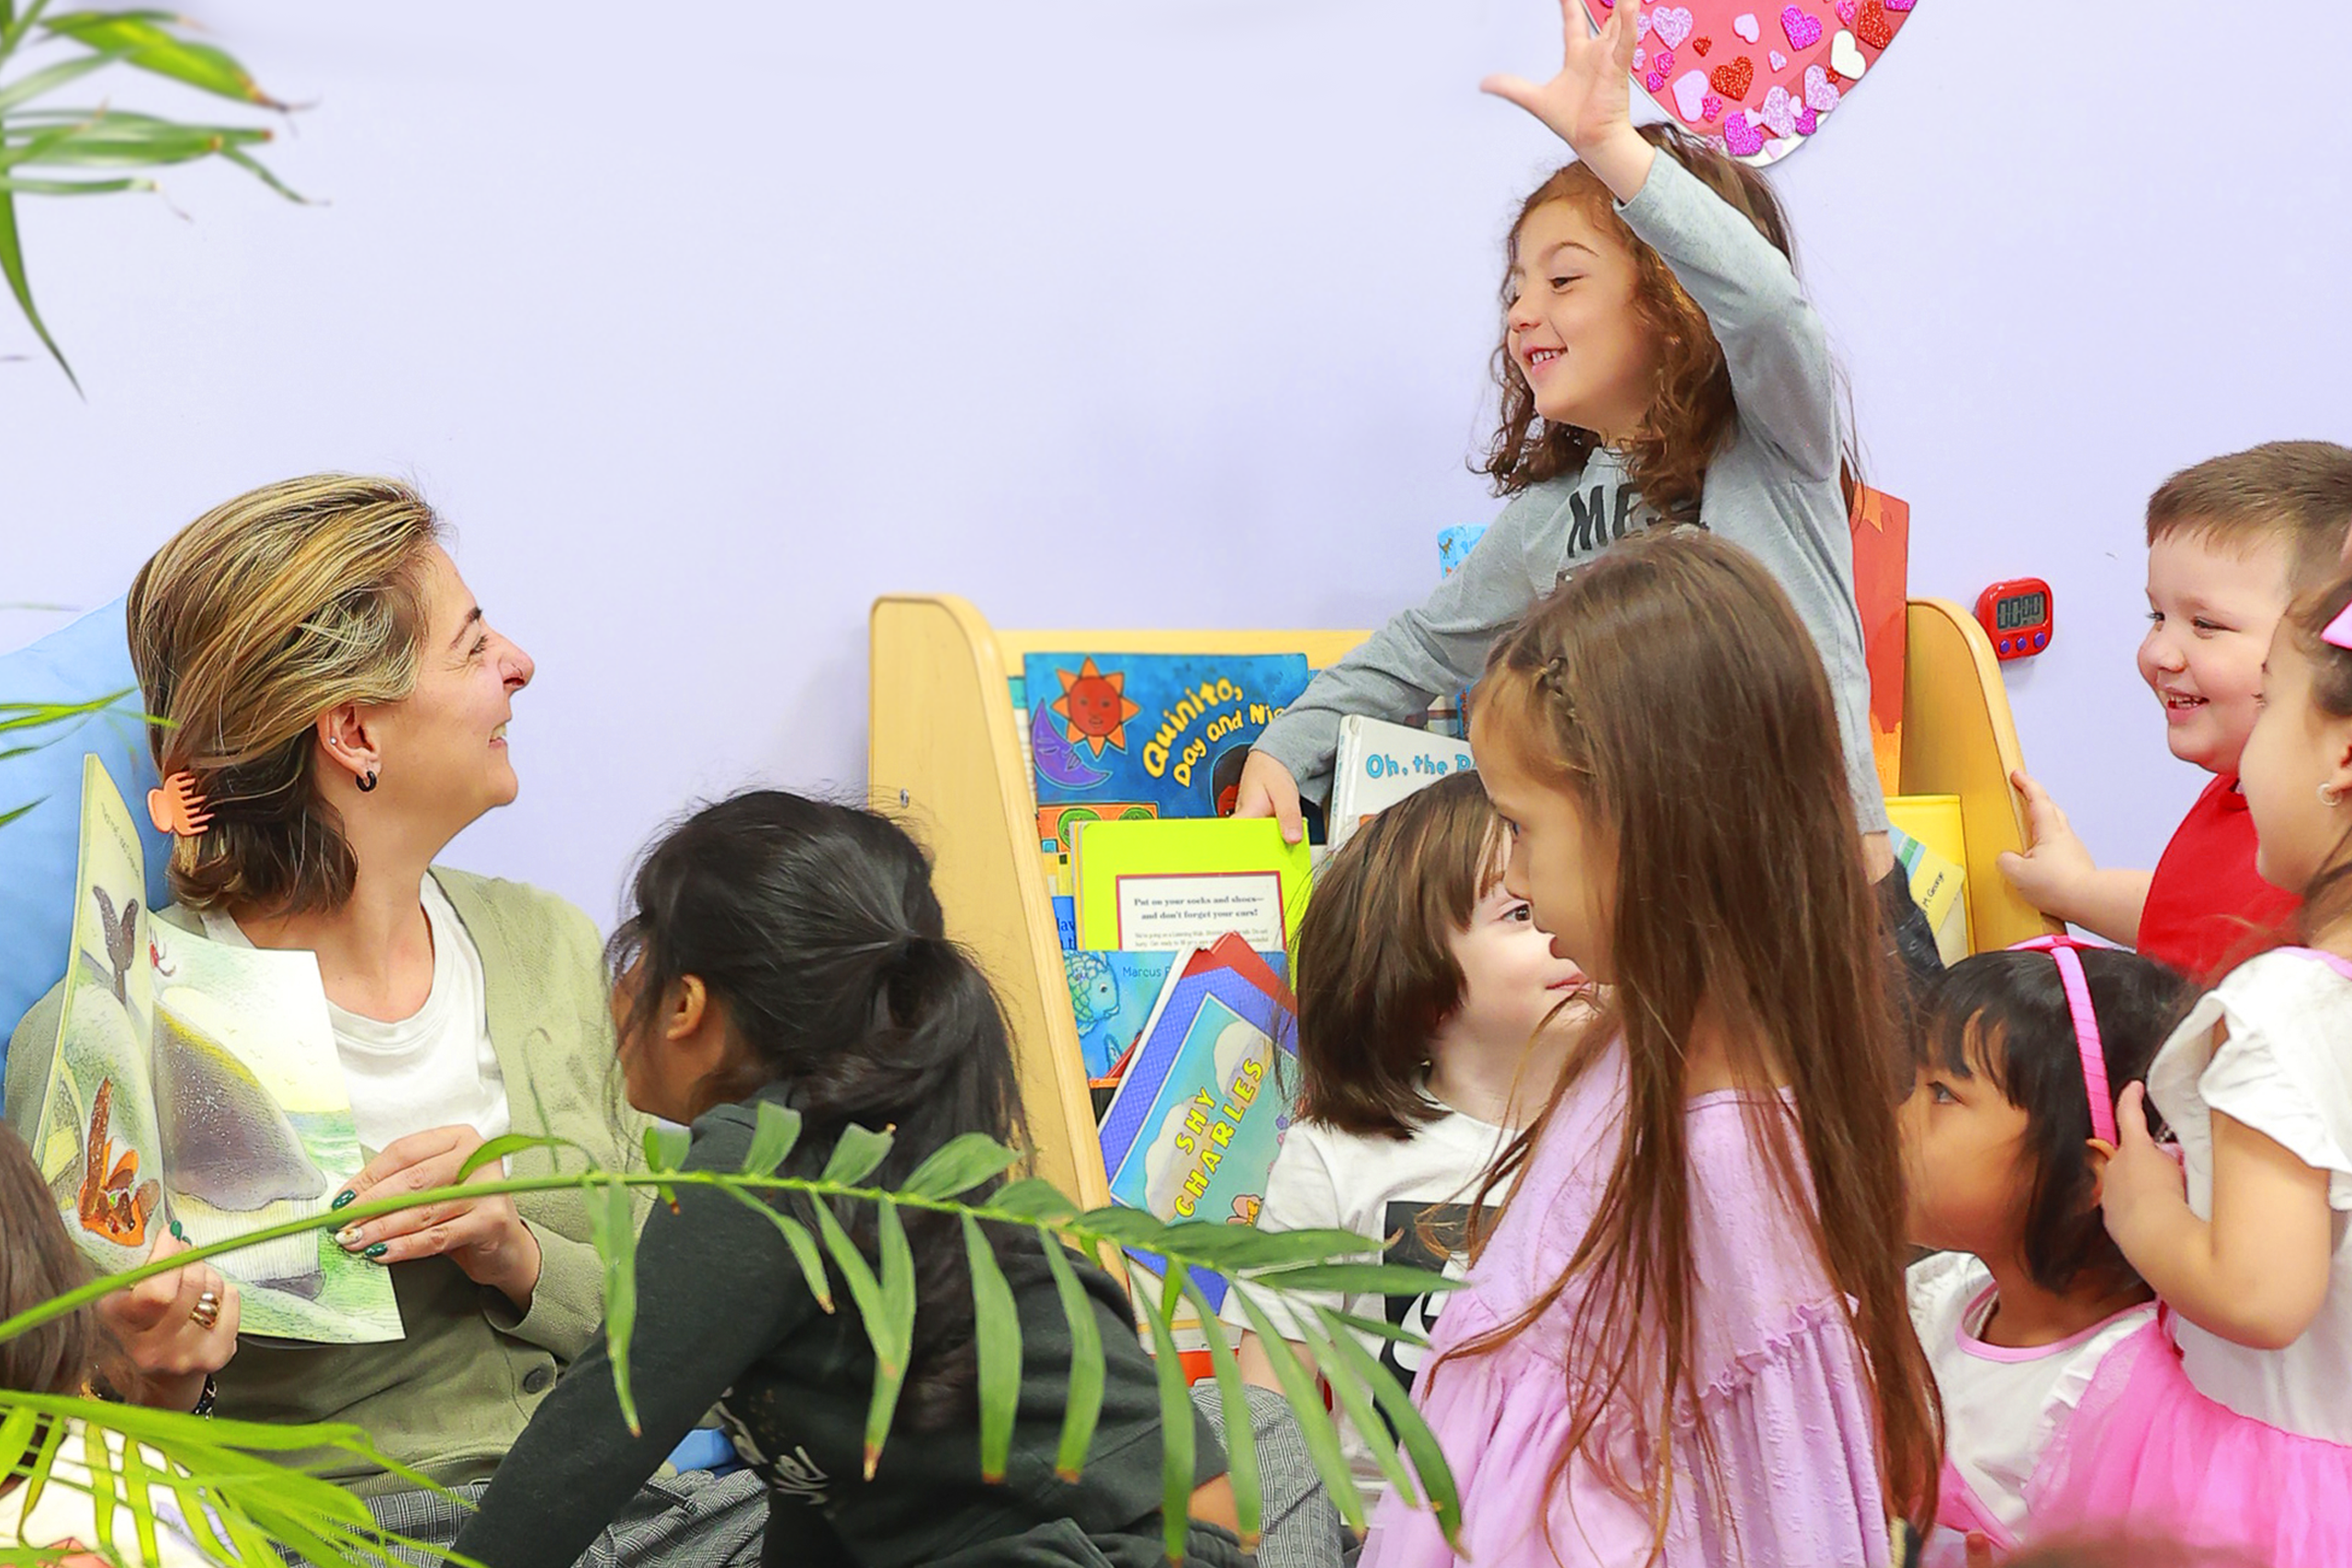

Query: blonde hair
[126,474,444,915]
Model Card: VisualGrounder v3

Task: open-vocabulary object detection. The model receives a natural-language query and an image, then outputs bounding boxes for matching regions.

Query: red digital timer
[1975,578,2054,661]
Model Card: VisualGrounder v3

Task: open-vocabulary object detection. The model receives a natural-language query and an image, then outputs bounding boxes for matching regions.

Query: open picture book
[28,756,403,1345]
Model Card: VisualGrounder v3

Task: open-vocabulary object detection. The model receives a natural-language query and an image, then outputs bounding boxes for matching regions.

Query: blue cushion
[0,599,174,1090]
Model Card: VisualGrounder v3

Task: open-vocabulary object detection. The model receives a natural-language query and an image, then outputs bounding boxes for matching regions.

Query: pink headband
[2009,936,2116,1145]
[2324,602,2352,651]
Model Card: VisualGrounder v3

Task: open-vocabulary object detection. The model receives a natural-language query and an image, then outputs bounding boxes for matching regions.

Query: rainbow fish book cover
[1022,652,1313,818]
[1064,947,1288,1079]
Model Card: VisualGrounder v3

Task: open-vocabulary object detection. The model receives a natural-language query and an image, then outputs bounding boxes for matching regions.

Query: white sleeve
[1906,1250,1988,1345]
[2199,956,2352,1208]
[1222,1126,1345,1344]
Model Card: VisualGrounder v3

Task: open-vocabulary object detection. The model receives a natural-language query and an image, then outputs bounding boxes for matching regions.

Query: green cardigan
[5,868,649,1495]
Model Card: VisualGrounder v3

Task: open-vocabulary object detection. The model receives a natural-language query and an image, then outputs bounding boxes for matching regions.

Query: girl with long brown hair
[1237,0,1939,980]
[1361,529,1939,1567]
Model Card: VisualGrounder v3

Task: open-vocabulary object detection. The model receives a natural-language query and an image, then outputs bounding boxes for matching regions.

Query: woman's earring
[2323,783,2345,808]
[357,770,379,794]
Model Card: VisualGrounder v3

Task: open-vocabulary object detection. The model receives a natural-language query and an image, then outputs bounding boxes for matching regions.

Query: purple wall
[6,0,2348,926]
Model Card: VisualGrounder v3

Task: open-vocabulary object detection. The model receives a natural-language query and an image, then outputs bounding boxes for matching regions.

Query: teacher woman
[6,475,762,1562]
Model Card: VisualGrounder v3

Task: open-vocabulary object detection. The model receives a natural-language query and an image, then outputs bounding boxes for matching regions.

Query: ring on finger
[189,1290,221,1330]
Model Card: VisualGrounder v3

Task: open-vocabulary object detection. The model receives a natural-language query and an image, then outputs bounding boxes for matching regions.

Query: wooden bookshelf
[869,593,2057,1211]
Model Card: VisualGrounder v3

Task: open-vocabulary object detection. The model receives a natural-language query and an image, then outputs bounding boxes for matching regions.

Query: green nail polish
[363,1243,389,1260]
[169,1220,187,1242]
[331,1190,356,1211]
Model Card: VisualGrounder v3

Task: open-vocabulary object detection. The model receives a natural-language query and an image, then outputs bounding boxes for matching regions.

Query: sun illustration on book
[1050,658,1142,758]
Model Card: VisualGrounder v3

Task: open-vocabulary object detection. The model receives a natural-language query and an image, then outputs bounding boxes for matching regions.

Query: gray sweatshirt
[1253,152,1889,836]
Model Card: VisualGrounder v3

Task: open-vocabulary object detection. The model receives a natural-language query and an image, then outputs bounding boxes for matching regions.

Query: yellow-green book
[1071,818,1312,953]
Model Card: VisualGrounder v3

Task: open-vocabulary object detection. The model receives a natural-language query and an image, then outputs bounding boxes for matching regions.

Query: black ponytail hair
[1915,948,2193,1295]
[608,789,1027,1431]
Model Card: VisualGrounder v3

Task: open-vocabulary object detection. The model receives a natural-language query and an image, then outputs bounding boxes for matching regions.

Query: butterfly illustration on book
[90,886,139,1003]
[77,1078,161,1247]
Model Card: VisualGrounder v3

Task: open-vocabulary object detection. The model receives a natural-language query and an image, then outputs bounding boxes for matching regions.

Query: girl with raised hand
[1239,1,1934,976]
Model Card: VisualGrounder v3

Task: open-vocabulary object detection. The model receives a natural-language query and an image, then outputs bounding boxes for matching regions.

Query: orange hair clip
[147,773,213,838]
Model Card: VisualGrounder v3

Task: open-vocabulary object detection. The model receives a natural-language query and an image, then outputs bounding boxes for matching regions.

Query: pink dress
[2029,948,2352,1560]
[1362,1043,1892,1568]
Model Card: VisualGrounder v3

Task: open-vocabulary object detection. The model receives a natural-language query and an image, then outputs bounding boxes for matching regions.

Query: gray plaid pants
[351,1387,1338,1568]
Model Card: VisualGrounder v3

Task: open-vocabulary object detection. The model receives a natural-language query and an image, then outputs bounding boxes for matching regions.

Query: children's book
[30,758,404,1345]
[1430,525,1494,739]
[1327,715,1477,853]
[1023,652,1313,818]
[1098,946,1300,1312]
[1438,525,1489,580]
[1851,487,1910,799]
[1071,818,1313,953]
[1887,795,1971,967]
[1066,945,1289,1080]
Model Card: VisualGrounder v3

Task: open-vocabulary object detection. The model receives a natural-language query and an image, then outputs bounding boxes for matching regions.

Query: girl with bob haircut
[1225,772,1589,1513]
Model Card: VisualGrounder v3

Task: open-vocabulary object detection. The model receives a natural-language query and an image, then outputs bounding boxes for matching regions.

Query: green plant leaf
[1312,1305,1464,1550]
[0,184,73,387]
[961,1213,1021,1484]
[717,1185,833,1313]
[1239,1262,1470,1297]
[0,175,153,194]
[1037,1227,1104,1481]
[901,1133,1021,1200]
[585,1180,642,1436]
[17,1404,64,1517]
[119,1424,164,1568]
[740,1100,802,1175]
[865,1199,915,1477]
[0,1,56,64]
[0,801,41,829]
[641,1125,689,1174]
[40,11,283,107]
[1324,1307,1430,1349]
[986,1176,1077,1223]
[1140,1266,1196,1568]
[0,45,122,112]
[458,1131,582,1180]
[809,1200,894,1477]
[1227,1288,1366,1529]
[1290,1309,1412,1501]
[0,1404,37,1483]
[1075,1204,1170,1247]
[821,1122,894,1185]
[1177,1272,1260,1552]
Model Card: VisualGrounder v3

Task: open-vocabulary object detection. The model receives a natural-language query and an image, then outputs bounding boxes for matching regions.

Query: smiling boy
[2001,442,2352,978]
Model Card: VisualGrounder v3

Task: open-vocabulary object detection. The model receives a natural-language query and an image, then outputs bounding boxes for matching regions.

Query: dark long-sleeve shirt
[450,1083,1235,1568]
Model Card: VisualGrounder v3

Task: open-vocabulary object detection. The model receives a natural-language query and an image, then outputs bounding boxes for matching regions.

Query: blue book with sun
[1022,652,1313,818]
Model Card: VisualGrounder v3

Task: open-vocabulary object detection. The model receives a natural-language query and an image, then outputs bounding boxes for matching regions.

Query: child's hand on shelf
[1996,768,2096,919]
[1232,750,1306,846]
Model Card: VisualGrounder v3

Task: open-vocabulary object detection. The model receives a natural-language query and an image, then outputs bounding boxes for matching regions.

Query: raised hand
[1481,0,1645,175]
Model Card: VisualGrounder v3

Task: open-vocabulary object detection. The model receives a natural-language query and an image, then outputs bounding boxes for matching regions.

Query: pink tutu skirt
[2030,1318,2352,1562]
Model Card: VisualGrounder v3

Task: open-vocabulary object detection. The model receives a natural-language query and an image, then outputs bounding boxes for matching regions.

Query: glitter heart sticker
[1579,0,1918,163]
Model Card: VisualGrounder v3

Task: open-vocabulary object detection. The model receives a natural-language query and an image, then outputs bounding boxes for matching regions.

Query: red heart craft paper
[1586,0,1918,165]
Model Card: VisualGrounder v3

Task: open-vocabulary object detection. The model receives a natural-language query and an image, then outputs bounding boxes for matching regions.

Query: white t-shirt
[201,876,512,1152]
[1907,1251,2153,1540]
[0,1422,215,1566]
[2146,946,2352,1443]
[1221,1107,1511,1504]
